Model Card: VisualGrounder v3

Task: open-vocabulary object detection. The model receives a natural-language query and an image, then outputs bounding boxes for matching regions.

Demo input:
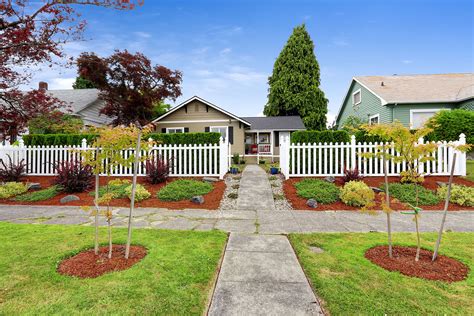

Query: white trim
[353,78,389,105]
[245,129,305,133]
[352,89,362,106]
[165,127,185,133]
[157,119,238,124]
[152,96,251,126]
[409,108,444,129]
[210,126,229,141]
[368,114,380,125]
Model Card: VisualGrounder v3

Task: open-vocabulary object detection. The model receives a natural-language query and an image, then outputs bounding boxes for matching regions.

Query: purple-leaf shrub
[53,160,93,193]
[0,155,25,182]
[146,156,171,184]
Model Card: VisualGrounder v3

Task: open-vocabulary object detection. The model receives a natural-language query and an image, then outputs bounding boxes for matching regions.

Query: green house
[335,73,473,129]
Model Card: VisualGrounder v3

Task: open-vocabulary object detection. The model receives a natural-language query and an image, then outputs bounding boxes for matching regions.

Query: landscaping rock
[306,199,318,208]
[371,187,383,193]
[324,176,335,183]
[191,195,205,204]
[203,177,219,183]
[309,246,324,254]
[436,181,447,187]
[27,183,41,190]
[60,195,80,204]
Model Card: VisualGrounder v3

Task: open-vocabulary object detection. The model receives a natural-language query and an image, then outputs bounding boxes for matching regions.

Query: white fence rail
[280,134,467,179]
[0,138,229,179]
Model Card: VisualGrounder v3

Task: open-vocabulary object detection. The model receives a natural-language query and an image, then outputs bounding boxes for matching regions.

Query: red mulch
[0,176,225,210]
[283,176,474,211]
[57,244,147,278]
[365,245,469,282]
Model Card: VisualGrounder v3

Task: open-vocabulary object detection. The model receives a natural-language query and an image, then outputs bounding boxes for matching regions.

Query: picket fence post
[417,137,424,175]
[219,137,227,179]
[350,135,356,170]
[456,133,466,176]
[18,139,25,167]
[280,133,290,179]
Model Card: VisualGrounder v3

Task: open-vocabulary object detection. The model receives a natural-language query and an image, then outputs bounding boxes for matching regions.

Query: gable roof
[354,73,474,104]
[241,116,306,131]
[48,89,100,113]
[152,96,251,126]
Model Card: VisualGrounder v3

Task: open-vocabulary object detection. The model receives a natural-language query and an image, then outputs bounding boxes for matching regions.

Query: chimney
[381,81,384,86]
[38,81,48,90]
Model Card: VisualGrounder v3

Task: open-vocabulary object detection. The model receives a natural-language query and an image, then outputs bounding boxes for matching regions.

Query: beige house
[152,96,306,162]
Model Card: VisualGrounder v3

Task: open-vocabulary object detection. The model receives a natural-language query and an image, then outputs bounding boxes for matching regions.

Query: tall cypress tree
[264,24,328,130]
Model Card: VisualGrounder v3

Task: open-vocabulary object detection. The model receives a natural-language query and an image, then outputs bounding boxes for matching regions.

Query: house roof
[47,89,100,113]
[241,116,306,131]
[354,73,474,104]
[152,96,252,126]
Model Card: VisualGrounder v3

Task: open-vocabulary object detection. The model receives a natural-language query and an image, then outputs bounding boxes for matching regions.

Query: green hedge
[147,132,221,145]
[425,109,474,145]
[23,132,222,146]
[291,130,350,144]
[23,134,98,146]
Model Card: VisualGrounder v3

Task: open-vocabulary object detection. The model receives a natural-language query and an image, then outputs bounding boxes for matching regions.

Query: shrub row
[425,109,474,145]
[22,132,221,146]
[291,130,350,144]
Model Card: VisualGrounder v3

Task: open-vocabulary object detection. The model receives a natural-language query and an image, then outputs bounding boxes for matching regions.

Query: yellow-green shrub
[0,182,28,199]
[125,184,151,202]
[340,181,375,207]
[437,184,474,207]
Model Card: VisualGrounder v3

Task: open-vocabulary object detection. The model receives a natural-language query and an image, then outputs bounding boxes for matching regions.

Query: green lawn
[289,232,473,315]
[466,160,474,181]
[0,222,227,315]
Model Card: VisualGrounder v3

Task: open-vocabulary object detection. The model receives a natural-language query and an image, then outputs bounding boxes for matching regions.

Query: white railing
[280,134,467,179]
[0,138,229,179]
[258,144,271,154]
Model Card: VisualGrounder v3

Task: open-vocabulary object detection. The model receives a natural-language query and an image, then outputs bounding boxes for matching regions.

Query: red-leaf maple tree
[77,50,182,126]
[0,0,141,141]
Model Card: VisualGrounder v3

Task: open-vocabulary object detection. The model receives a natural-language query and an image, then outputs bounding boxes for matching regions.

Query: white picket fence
[0,138,230,179]
[280,134,467,179]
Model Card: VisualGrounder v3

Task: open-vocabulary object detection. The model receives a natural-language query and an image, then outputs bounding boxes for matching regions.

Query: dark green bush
[425,109,474,145]
[148,132,221,145]
[157,179,213,201]
[23,134,98,146]
[14,185,61,202]
[295,178,340,204]
[291,130,350,144]
[383,183,441,206]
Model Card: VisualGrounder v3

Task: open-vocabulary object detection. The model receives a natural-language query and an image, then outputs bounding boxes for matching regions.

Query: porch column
[270,131,274,163]
[257,131,259,163]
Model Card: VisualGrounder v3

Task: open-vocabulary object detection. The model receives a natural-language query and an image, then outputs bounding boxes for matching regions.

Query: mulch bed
[0,176,225,210]
[283,176,474,211]
[57,244,147,278]
[365,245,469,282]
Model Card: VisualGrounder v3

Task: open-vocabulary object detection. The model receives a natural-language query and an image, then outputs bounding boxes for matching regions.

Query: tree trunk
[383,147,393,258]
[94,147,100,255]
[415,215,421,262]
[125,131,141,259]
[432,153,457,261]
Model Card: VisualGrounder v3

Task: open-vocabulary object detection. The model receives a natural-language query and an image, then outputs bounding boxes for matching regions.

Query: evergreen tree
[264,24,328,130]
[73,76,96,89]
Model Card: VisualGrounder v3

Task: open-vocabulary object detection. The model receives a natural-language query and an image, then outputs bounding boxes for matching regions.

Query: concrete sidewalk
[237,165,275,210]
[0,205,473,233]
[208,233,323,315]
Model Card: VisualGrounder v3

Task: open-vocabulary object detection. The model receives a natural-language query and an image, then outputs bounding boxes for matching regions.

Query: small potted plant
[269,163,279,175]
[230,165,239,174]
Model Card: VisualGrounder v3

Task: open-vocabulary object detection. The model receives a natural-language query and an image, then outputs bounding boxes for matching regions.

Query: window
[410,109,442,129]
[166,127,184,134]
[369,114,380,125]
[258,133,270,144]
[353,89,362,106]
[210,126,228,141]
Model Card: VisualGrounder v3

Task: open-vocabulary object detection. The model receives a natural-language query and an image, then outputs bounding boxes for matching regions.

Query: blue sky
[31,0,473,123]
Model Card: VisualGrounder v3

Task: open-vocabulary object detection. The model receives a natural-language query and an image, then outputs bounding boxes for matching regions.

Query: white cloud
[326,112,336,128]
[402,59,413,64]
[332,39,349,47]
[50,78,76,90]
[134,31,152,39]
[220,47,232,55]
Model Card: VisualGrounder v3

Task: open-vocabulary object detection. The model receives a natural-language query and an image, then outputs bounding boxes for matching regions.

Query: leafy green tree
[264,24,328,130]
[28,111,83,134]
[151,101,171,120]
[73,76,96,89]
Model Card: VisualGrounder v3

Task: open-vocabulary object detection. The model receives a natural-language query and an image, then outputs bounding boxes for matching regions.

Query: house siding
[154,100,246,154]
[337,81,390,128]
[392,103,457,127]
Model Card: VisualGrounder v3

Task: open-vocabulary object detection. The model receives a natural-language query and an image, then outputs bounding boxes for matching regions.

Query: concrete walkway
[208,233,323,315]
[1,205,472,233]
[237,165,275,210]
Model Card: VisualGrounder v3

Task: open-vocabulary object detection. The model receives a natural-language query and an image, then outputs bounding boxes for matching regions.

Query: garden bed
[58,244,147,278]
[283,176,474,211]
[0,176,225,210]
